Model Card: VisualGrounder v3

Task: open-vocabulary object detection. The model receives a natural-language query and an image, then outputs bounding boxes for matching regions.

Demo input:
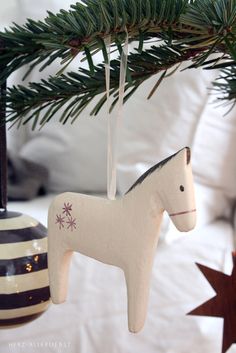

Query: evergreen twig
[1,0,236,126]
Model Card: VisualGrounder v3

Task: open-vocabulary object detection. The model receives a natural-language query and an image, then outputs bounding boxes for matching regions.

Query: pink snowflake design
[55,214,65,230]
[66,216,77,232]
[62,202,73,217]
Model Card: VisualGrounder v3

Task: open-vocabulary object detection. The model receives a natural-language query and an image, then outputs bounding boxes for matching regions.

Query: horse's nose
[170,209,196,232]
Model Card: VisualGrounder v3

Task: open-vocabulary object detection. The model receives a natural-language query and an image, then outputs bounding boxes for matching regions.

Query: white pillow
[12,64,221,194]
[18,65,218,194]
[19,112,108,193]
[192,96,236,198]
[117,65,219,194]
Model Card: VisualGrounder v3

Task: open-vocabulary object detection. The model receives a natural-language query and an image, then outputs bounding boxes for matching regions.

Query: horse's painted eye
[180,185,184,192]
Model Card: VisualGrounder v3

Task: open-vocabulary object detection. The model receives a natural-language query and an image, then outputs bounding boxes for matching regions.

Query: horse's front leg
[48,242,73,304]
[124,262,153,333]
[48,213,73,304]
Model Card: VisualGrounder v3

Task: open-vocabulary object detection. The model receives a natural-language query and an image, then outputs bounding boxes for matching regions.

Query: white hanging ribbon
[105,29,129,200]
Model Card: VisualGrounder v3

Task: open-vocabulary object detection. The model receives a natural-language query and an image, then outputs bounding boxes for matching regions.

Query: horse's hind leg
[124,265,152,333]
[48,224,73,304]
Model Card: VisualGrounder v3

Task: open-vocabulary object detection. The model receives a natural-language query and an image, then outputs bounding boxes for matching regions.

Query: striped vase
[0,211,50,326]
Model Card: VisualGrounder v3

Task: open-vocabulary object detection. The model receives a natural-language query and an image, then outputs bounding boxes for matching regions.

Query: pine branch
[1,0,236,126]
[5,45,183,126]
[1,0,235,82]
[213,65,236,103]
[0,0,189,82]
[5,43,225,127]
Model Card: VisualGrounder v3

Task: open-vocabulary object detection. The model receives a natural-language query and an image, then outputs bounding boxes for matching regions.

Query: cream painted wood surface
[48,147,196,333]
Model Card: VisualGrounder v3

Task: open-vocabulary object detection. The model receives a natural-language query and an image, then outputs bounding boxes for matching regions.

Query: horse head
[158,147,196,232]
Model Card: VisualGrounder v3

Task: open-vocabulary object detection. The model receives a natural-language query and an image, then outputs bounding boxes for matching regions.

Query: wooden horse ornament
[48,147,196,332]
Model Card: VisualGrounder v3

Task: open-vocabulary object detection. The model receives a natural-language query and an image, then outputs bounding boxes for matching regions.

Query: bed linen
[0,187,234,353]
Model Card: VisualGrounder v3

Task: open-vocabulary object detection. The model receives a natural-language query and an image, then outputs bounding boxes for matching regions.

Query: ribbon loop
[106,30,129,200]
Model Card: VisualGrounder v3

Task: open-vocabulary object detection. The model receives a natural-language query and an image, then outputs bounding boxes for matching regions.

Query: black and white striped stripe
[0,211,50,325]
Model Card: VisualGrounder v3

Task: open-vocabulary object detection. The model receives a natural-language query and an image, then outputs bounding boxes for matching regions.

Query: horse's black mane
[126,148,189,194]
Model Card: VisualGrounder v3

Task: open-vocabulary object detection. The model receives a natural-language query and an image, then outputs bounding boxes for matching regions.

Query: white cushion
[19,113,108,193]
[117,65,219,194]
[19,65,218,194]
[192,96,236,198]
